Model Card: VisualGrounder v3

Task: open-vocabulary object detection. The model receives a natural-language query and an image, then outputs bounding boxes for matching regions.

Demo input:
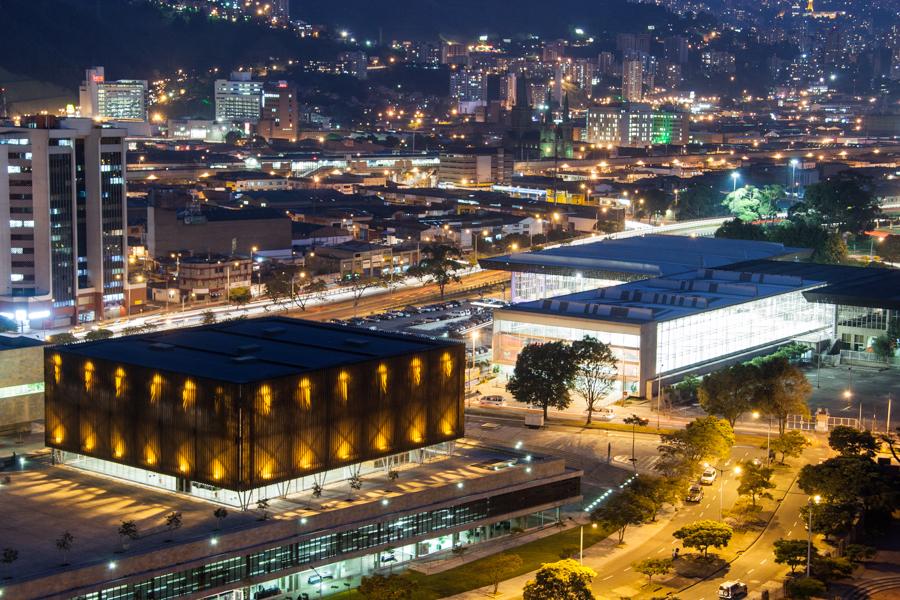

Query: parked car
[685,484,704,503]
[479,395,505,407]
[718,581,748,599]
[585,407,616,421]
[700,467,718,485]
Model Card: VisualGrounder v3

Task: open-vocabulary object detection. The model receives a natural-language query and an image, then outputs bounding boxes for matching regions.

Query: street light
[580,522,598,564]
[468,330,480,394]
[730,171,740,192]
[807,495,821,576]
[789,159,799,194]
[752,410,772,463]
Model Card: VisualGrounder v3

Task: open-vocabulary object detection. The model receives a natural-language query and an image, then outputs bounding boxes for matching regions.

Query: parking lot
[805,362,898,430]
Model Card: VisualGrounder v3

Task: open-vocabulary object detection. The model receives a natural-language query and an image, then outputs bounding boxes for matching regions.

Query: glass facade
[510,271,621,303]
[71,479,578,600]
[48,152,75,306]
[493,317,641,396]
[99,146,125,310]
[655,290,833,374]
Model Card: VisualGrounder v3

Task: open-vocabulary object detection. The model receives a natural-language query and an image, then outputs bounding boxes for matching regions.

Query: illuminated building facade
[46,318,465,507]
[79,67,148,122]
[585,103,689,148]
[214,73,264,123]
[0,118,143,329]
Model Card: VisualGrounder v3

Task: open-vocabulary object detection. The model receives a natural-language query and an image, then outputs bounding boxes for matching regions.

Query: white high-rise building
[622,57,644,102]
[0,117,142,328]
[79,67,148,122]
[214,73,264,123]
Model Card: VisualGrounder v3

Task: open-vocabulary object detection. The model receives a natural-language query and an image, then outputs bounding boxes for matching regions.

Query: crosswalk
[612,454,660,473]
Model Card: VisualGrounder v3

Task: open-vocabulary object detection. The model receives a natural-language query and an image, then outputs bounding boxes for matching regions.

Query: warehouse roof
[480,234,805,279]
[53,318,458,383]
[503,267,823,324]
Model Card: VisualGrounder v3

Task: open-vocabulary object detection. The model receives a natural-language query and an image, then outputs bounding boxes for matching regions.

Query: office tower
[450,68,486,113]
[664,36,689,64]
[258,81,299,142]
[543,40,566,62]
[598,51,616,76]
[441,41,468,66]
[78,67,148,122]
[622,55,644,102]
[0,117,138,328]
[585,104,688,148]
[338,50,368,80]
[571,59,596,95]
[0,87,8,120]
[214,73,264,123]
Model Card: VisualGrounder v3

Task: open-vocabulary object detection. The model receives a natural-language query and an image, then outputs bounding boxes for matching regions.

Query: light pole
[790,159,799,195]
[707,463,742,520]
[579,522,597,564]
[731,171,740,192]
[752,411,771,463]
[807,495,821,576]
[250,245,259,296]
[469,330,480,393]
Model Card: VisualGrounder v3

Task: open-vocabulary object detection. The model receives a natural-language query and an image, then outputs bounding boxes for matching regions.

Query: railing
[840,349,900,367]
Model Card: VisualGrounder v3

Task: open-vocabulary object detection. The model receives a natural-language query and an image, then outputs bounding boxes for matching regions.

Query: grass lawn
[333,524,615,600]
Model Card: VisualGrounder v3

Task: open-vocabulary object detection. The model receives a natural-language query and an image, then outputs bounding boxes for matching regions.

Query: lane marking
[760,559,767,565]
[602,575,613,581]
[747,568,755,575]
[624,566,632,572]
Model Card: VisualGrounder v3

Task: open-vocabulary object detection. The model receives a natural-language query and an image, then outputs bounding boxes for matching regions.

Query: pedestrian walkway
[611,454,659,474]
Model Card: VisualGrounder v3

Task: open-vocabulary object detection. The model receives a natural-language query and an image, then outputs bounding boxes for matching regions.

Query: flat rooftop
[480,234,805,279]
[723,259,900,310]
[504,268,823,324]
[54,317,460,383]
[0,441,564,584]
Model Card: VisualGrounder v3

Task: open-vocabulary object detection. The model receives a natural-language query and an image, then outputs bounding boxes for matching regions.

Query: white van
[718,581,748,599]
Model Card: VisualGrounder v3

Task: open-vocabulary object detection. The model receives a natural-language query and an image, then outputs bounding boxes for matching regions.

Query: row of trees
[507,338,618,422]
[697,355,812,434]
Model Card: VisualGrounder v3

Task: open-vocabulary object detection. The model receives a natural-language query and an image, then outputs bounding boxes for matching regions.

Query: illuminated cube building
[46,317,464,506]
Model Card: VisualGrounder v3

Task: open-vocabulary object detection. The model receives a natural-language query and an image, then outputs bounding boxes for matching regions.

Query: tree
[56,531,74,565]
[811,556,854,584]
[795,172,881,235]
[715,218,768,241]
[257,499,270,520]
[165,512,182,541]
[47,332,78,344]
[676,184,726,220]
[118,520,139,548]
[507,341,578,419]
[358,573,414,600]
[640,188,671,219]
[0,316,17,332]
[407,244,463,299]
[770,431,810,465]
[213,507,228,530]
[201,310,217,325]
[672,520,733,558]
[341,274,387,313]
[571,337,617,424]
[773,539,813,573]
[871,334,895,362]
[698,364,757,426]
[591,489,657,543]
[262,267,296,308]
[657,417,735,478]
[224,130,243,146]
[84,328,114,341]
[786,577,826,599]
[522,559,597,600]
[769,220,847,264]
[481,553,523,595]
[799,501,856,540]
[755,357,812,435]
[295,278,328,311]
[737,461,776,506]
[632,558,673,585]
[828,426,878,457]
[723,185,782,221]
[229,286,252,305]
[623,414,650,471]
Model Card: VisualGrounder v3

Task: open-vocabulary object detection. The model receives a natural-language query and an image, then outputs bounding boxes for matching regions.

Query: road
[464,411,833,599]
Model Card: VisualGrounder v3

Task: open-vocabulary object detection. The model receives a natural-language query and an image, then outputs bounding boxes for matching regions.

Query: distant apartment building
[176,256,253,299]
[0,117,143,328]
[701,51,737,75]
[78,67,148,122]
[215,73,264,123]
[258,81,299,141]
[585,103,688,148]
[338,50,368,80]
[622,56,644,102]
[437,151,515,186]
[307,241,420,278]
[450,68,487,113]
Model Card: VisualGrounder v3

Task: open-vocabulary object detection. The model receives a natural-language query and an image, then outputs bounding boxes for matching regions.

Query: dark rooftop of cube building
[53,317,460,383]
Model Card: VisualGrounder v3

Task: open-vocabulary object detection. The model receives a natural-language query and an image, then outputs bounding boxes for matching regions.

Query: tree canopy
[828,426,878,457]
[770,430,810,464]
[657,416,735,478]
[723,185,783,221]
[774,538,815,573]
[754,357,812,434]
[571,337,618,424]
[522,559,597,600]
[407,244,463,299]
[673,520,733,557]
[737,461,776,506]
[714,218,768,241]
[698,363,756,426]
[508,341,578,419]
[358,574,414,600]
[591,488,657,543]
[791,172,881,235]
